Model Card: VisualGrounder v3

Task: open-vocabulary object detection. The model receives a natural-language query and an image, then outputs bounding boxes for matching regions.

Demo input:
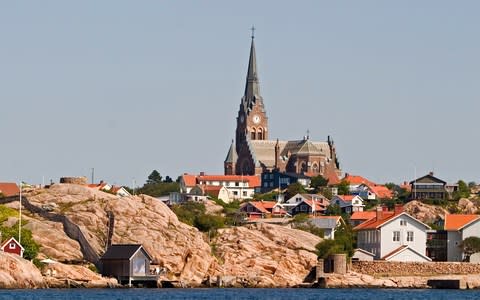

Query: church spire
[243,28,261,109]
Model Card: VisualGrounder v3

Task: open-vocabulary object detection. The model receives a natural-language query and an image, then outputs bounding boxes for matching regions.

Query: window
[300,205,307,212]
[296,197,302,202]
[233,191,238,196]
[393,231,400,242]
[235,182,239,187]
[9,243,15,249]
[243,191,247,196]
[407,231,414,242]
[400,220,407,226]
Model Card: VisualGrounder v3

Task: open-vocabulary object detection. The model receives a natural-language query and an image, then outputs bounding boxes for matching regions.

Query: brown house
[410,172,447,200]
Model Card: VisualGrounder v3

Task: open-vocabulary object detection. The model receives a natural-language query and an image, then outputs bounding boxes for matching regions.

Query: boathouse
[100,244,158,286]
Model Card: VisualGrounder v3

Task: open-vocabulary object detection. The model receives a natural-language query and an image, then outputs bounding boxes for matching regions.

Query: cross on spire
[250,25,255,39]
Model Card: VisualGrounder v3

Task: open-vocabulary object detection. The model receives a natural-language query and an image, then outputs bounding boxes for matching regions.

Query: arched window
[257,128,263,140]
[251,127,256,140]
[301,162,307,173]
[312,163,318,173]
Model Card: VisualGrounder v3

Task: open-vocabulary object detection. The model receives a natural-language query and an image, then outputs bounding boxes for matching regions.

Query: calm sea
[0,288,479,300]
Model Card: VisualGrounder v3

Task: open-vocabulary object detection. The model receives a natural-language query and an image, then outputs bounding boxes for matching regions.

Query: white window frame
[393,231,400,242]
[407,231,414,242]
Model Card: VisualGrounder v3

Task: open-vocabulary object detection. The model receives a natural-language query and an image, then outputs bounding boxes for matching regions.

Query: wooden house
[0,237,24,257]
[100,244,157,286]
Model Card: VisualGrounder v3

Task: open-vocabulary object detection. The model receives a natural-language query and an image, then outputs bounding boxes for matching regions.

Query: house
[444,214,480,262]
[88,182,132,197]
[342,174,393,200]
[330,195,364,214]
[239,201,286,220]
[260,170,311,193]
[354,205,432,262]
[0,237,24,257]
[290,197,330,216]
[410,172,447,200]
[0,183,20,197]
[100,244,157,286]
[179,173,260,201]
[352,248,375,261]
[307,216,343,239]
[426,230,447,261]
[283,193,329,214]
[350,211,376,227]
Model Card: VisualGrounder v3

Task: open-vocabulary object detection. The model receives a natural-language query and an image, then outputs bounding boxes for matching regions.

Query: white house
[179,173,260,201]
[330,195,364,214]
[283,193,329,213]
[354,205,431,262]
[444,214,480,262]
[307,216,343,239]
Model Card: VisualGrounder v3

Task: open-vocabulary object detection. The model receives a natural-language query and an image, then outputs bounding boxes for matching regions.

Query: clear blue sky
[1,1,479,187]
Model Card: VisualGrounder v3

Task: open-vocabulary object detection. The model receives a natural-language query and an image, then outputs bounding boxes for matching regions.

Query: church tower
[234,30,269,175]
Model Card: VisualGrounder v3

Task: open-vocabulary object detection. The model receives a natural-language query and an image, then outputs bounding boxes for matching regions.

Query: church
[224,33,342,182]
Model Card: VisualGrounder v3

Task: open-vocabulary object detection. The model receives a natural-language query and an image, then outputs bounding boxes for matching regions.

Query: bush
[0,223,40,260]
[171,202,225,233]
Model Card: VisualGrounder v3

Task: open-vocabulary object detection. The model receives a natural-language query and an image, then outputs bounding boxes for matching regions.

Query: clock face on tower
[253,115,261,124]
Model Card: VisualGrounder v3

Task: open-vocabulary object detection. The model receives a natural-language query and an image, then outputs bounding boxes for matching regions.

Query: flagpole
[18,182,22,244]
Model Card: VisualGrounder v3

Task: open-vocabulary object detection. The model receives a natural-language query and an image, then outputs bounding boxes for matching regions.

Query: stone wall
[353,261,480,276]
[60,177,88,185]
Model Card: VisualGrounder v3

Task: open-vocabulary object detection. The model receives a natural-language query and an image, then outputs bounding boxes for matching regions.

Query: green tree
[164,176,173,183]
[460,236,480,261]
[285,182,306,199]
[336,180,350,195]
[0,224,39,260]
[310,175,329,193]
[146,170,163,184]
[325,204,342,216]
[453,180,471,200]
[315,221,355,259]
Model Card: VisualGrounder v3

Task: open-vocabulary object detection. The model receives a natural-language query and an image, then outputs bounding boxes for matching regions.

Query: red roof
[368,185,394,199]
[353,211,396,230]
[444,214,480,231]
[350,211,376,221]
[182,174,197,187]
[343,174,376,186]
[0,183,20,197]
[198,175,260,187]
[337,195,357,202]
[203,185,223,197]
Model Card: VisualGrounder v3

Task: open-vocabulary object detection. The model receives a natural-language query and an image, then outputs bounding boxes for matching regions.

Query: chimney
[200,171,205,176]
[429,171,434,176]
[376,206,383,220]
[394,204,403,215]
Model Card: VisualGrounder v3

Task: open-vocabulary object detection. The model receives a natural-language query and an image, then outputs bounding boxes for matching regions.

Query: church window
[257,128,263,140]
[251,127,256,140]
[301,162,307,173]
[312,163,318,173]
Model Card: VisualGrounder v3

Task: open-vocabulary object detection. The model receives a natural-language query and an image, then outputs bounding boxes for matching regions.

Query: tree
[460,236,480,261]
[315,221,355,259]
[146,170,163,185]
[336,180,350,195]
[454,180,471,200]
[164,176,173,183]
[310,175,329,193]
[285,182,306,199]
[325,204,342,216]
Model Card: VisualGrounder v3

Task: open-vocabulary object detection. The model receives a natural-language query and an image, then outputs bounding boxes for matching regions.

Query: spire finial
[250,25,255,40]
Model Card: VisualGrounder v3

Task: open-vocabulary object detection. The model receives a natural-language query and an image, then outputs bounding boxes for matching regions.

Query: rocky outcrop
[24,184,214,286]
[211,223,321,287]
[403,200,448,224]
[0,252,45,288]
[457,198,479,214]
[42,262,118,288]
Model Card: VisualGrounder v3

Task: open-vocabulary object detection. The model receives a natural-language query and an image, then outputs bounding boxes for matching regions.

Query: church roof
[249,139,330,168]
[224,140,237,163]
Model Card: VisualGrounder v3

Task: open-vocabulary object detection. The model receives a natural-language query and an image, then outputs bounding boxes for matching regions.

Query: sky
[1,1,479,187]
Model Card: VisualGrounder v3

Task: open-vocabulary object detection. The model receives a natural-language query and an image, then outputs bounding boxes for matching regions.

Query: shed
[0,237,24,257]
[100,244,157,286]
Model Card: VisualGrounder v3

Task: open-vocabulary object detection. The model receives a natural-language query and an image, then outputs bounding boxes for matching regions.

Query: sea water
[0,288,479,300]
